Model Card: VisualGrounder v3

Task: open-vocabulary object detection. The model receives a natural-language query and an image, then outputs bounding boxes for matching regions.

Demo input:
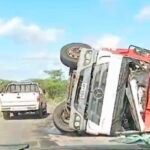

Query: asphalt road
[0,105,58,149]
[0,104,146,150]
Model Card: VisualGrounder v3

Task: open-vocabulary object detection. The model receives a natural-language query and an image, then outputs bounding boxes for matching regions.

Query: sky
[0,0,150,80]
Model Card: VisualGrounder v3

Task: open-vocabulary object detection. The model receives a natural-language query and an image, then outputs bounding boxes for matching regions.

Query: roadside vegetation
[0,69,68,104]
[0,80,11,92]
[33,69,68,104]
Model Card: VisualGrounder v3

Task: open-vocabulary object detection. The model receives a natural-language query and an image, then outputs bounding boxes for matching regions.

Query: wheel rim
[67,47,81,59]
[61,108,70,124]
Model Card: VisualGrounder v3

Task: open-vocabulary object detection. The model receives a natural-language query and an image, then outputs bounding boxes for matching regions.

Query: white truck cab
[53,43,150,136]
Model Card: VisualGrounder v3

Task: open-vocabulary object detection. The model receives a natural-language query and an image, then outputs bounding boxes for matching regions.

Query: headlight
[74,114,81,129]
[76,115,81,121]
[84,50,92,65]
[74,122,80,128]
[85,52,92,60]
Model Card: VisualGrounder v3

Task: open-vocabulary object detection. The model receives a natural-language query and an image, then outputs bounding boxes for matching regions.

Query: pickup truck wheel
[38,107,43,118]
[60,43,91,69]
[53,101,75,133]
[3,112,10,120]
[13,112,18,117]
[43,107,47,115]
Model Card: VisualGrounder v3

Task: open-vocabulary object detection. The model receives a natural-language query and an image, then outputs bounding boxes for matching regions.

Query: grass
[45,93,66,104]
[46,97,65,110]
[44,95,66,112]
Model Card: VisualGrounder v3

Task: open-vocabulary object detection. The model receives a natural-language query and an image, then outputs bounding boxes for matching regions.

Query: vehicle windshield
[6,84,39,93]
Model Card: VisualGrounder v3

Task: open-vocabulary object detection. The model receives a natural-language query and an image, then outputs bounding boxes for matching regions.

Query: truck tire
[38,103,47,117]
[60,43,91,69]
[38,107,43,118]
[53,101,75,133]
[3,112,10,120]
[13,112,18,117]
[43,107,47,115]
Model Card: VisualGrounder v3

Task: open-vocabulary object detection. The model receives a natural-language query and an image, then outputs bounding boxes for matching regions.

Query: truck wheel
[60,43,91,69]
[13,112,18,117]
[38,107,43,118]
[3,112,10,120]
[43,107,47,115]
[53,101,75,133]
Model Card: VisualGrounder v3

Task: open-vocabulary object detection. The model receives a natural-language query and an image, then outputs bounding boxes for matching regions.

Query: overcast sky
[0,0,149,80]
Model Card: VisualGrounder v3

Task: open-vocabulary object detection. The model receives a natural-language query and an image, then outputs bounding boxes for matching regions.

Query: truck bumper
[1,104,39,112]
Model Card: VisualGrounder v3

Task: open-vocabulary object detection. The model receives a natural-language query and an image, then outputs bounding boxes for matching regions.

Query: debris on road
[112,134,150,145]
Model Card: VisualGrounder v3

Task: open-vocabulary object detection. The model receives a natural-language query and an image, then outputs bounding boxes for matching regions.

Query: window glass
[6,84,38,93]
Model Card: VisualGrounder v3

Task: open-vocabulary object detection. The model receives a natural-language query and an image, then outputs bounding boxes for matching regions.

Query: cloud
[136,6,150,21]
[0,55,64,80]
[0,17,66,80]
[24,50,60,65]
[0,17,64,45]
[93,34,121,49]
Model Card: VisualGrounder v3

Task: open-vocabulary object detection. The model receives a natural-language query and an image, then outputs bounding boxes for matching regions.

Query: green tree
[44,69,67,100]
[0,80,11,92]
[44,69,63,80]
[32,69,68,101]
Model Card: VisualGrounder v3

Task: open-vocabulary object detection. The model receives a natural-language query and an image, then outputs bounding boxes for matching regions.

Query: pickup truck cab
[0,81,47,119]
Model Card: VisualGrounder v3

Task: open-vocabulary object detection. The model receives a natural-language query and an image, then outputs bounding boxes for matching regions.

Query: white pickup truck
[0,81,47,119]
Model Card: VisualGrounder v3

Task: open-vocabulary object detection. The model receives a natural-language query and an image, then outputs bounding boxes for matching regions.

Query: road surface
[0,105,58,149]
[0,104,135,149]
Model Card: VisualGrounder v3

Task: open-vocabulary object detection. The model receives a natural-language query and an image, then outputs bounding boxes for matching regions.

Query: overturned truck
[53,43,150,135]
